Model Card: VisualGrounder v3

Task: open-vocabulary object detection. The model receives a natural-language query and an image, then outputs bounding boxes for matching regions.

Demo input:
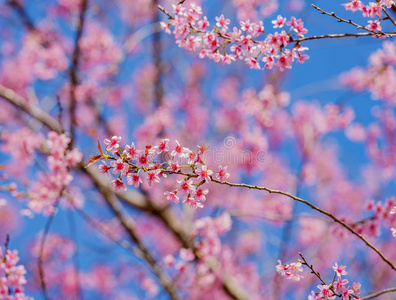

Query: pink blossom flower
[196,165,213,182]
[343,0,363,12]
[276,53,293,71]
[147,170,161,186]
[334,276,349,293]
[240,19,253,32]
[276,260,304,281]
[276,260,288,276]
[195,188,209,202]
[164,191,180,204]
[366,20,382,32]
[177,179,196,198]
[216,165,230,182]
[124,142,138,160]
[168,162,180,172]
[333,262,348,277]
[368,2,382,18]
[215,14,230,30]
[111,178,127,191]
[111,159,128,176]
[251,21,264,37]
[104,136,121,151]
[137,154,149,167]
[155,138,169,154]
[272,15,287,28]
[183,196,203,209]
[127,171,143,188]
[99,161,111,175]
[198,16,210,30]
[171,140,189,158]
[222,54,236,65]
[318,285,336,299]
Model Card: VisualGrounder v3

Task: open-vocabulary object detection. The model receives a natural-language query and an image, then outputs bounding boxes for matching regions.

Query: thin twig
[38,196,63,300]
[311,4,373,33]
[159,168,396,272]
[382,7,396,28]
[298,252,326,286]
[90,175,180,300]
[56,95,65,134]
[212,178,396,272]
[157,5,173,19]
[67,209,82,300]
[6,0,37,33]
[0,85,61,133]
[360,287,396,300]
[152,0,164,107]
[69,0,88,149]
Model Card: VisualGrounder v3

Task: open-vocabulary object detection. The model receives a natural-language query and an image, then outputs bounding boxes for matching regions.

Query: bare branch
[6,0,37,33]
[299,252,327,286]
[38,194,64,300]
[212,178,396,272]
[69,0,89,148]
[311,4,373,33]
[92,178,180,300]
[360,287,396,300]
[382,7,396,28]
[157,5,173,20]
[0,85,62,133]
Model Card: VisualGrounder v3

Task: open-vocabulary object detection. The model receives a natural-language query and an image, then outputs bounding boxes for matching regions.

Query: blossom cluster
[0,247,29,299]
[342,0,395,31]
[276,259,304,282]
[308,263,361,300]
[341,40,396,105]
[26,131,83,215]
[160,2,309,71]
[93,136,230,209]
[363,197,396,237]
[163,213,233,289]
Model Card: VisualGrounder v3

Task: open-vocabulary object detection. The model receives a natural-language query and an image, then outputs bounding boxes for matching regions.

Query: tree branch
[6,0,37,33]
[90,176,180,300]
[69,0,88,148]
[360,287,396,300]
[0,85,62,133]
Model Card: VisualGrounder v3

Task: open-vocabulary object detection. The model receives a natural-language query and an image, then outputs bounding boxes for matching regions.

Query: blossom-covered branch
[89,136,396,275]
[158,1,396,71]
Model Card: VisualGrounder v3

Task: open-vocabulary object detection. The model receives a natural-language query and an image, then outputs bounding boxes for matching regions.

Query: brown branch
[38,194,64,300]
[360,287,396,300]
[291,31,395,43]
[299,252,326,286]
[0,86,258,300]
[311,4,373,33]
[157,5,173,20]
[158,168,396,273]
[212,178,396,272]
[382,7,396,28]
[82,167,248,300]
[65,193,144,257]
[0,84,62,133]
[6,0,37,33]
[69,0,88,148]
[90,176,180,300]
[152,0,164,107]
[157,4,395,46]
